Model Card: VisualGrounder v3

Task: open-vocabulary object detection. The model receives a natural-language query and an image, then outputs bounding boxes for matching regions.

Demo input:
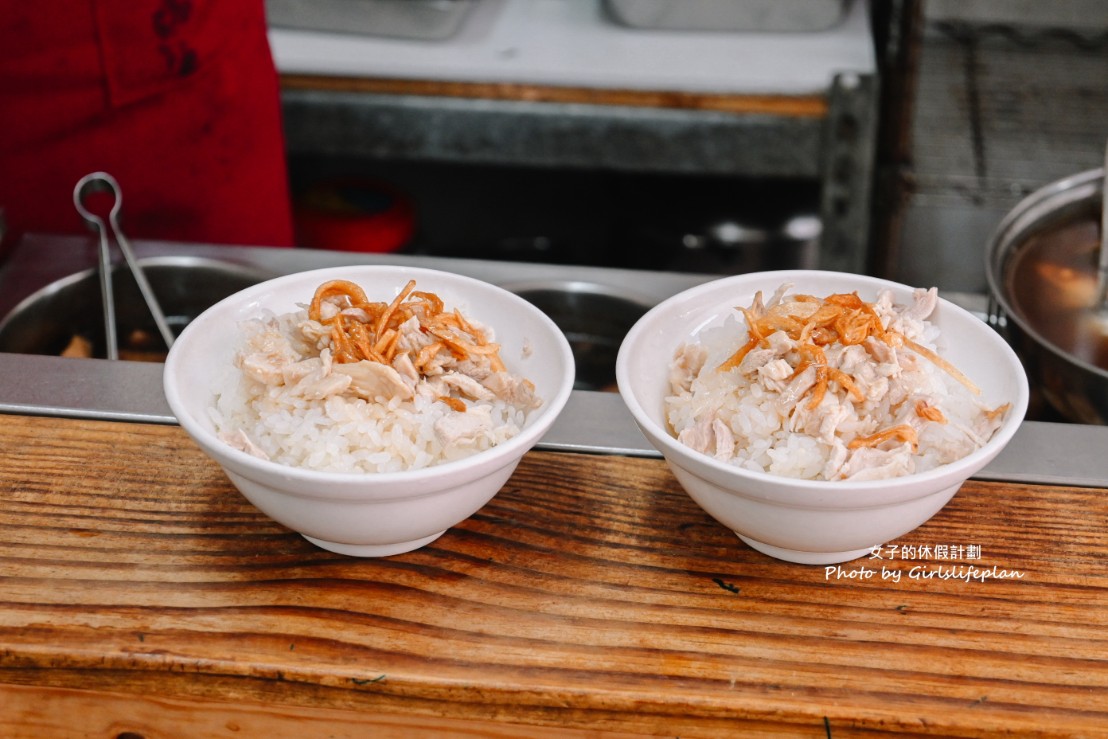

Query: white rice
[208,304,538,474]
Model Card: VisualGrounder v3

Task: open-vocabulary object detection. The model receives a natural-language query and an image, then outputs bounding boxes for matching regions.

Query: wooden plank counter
[1,414,1106,737]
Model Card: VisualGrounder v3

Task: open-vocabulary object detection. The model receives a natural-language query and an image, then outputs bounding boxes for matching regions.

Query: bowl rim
[615,268,1030,496]
[163,264,576,489]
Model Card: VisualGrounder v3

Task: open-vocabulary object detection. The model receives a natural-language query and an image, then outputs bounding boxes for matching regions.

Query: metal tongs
[73,172,175,360]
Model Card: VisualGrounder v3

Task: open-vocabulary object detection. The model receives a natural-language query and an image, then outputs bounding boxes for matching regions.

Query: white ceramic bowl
[616,270,1029,565]
[164,265,575,557]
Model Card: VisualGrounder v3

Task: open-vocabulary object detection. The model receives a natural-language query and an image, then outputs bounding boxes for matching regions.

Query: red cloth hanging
[0,0,295,256]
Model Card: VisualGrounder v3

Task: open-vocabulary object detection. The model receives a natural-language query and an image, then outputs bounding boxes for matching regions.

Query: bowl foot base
[737,534,875,565]
[303,530,447,557]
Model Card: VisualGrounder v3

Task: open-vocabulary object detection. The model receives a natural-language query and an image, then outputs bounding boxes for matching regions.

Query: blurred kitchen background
[268,0,1108,294]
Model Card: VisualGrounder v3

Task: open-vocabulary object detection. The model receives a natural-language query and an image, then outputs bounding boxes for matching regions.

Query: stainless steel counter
[3,233,1107,487]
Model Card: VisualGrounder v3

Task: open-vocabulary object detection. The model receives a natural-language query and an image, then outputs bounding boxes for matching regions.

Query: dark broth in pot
[1004,209,1108,369]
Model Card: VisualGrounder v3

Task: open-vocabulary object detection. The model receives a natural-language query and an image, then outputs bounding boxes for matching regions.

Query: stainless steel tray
[602,0,848,33]
[265,0,476,40]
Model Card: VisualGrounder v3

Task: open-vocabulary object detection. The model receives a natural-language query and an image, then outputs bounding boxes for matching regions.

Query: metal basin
[985,167,1107,424]
[504,280,651,392]
[0,256,271,360]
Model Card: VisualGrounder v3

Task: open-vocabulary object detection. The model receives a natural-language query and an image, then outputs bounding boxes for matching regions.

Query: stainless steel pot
[502,279,651,393]
[0,256,271,360]
[985,167,1107,424]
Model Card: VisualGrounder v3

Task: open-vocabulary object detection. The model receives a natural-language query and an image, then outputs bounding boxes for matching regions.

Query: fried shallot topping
[848,423,919,452]
[307,279,506,375]
[718,290,981,405]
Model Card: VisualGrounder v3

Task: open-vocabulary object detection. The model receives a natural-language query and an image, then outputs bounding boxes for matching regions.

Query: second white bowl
[616,269,1029,564]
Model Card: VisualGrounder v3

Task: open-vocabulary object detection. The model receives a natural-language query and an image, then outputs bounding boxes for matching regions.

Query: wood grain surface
[279,74,830,118]
[1,414,1106,737]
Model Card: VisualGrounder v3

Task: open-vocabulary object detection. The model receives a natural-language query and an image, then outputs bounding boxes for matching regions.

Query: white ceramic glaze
[164,265,575,557]
[616,269,1029,565]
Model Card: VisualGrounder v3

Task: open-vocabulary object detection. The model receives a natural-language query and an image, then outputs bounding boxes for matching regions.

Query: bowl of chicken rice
[616,270,1028,564]
[164,265,575,556]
